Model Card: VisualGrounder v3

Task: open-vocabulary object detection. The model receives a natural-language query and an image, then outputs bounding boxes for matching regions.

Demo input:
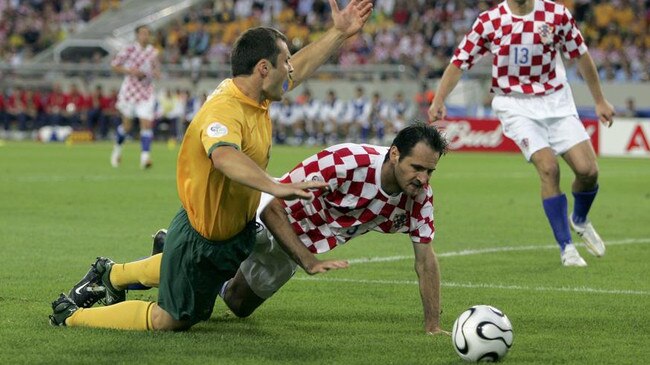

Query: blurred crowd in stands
[0,82,207,141]
[0,81,414,143]
[0,0,121,66]
[2,80,646,143]
[1,0,649,142]
[2,0,649,82]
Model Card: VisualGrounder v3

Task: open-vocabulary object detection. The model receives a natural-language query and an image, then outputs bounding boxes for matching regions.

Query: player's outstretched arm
[413,243,448,335]
[428,63,464,123]
[211,146,327,200]
[288,0,373,88]
[260,199,349,275]
[576,52,615,127]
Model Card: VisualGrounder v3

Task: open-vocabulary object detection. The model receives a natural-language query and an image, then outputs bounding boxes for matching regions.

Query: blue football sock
[140,129,153,152]
[542,194,572,251]
[572,185,598,225]
[116,124,126,145]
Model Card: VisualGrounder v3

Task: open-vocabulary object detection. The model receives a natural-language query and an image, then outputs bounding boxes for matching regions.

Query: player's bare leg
[150,303,192,331]
[111,117,132,167]
[531,148,561,199]
[562,141,605,256]
[220,269,266,318]
[531,148,586,266]
[562,141,599,191]
[139,118,154,169]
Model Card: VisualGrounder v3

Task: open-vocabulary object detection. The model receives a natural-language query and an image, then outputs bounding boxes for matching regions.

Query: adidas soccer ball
[452,305,514,362]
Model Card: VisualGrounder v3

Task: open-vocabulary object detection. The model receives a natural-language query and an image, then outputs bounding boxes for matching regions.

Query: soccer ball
[452,305,514,362]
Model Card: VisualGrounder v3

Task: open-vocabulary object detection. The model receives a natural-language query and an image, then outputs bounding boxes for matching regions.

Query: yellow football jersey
[177,79,272,241]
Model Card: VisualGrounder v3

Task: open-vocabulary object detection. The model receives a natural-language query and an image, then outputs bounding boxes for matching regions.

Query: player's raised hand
[595,99,615,127]
[329,0,373,38]
[428,99,447,123]
[304,258,349,275]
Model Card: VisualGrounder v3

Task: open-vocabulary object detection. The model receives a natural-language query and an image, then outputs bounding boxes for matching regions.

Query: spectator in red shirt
[0,91,6,133]
[86,85,104,137]
[45,83,67,126]
[64,83,88,129]
[99,88,120,140]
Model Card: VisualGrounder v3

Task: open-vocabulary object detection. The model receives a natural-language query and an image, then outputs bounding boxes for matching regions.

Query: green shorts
[157,208,257,324]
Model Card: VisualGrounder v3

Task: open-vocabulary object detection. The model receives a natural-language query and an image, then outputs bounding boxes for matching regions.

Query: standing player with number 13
[428,0,615,267]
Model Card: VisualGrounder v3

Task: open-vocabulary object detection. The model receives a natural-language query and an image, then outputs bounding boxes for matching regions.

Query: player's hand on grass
[595,99,615,127]
[426,327,451,336]
[304,259,349,275]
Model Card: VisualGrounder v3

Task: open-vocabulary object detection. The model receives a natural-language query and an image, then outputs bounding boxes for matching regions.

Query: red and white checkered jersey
[277,143,435,254]
[451,0,587,96]
[111,42,159,102]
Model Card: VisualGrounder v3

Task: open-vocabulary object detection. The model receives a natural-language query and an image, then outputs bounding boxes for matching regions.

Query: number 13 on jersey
[510,45,532,66]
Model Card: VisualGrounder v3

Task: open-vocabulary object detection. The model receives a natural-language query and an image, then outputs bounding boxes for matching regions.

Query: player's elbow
[259,199,285,227]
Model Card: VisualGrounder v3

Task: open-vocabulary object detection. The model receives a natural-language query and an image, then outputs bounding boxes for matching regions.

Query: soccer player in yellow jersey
[49,0,373,331]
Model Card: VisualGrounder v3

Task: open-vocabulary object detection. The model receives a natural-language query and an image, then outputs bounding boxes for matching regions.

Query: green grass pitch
[0,140,648,364]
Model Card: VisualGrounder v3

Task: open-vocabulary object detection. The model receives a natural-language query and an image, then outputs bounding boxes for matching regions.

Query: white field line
[293,276,650,296]
[294,238,650,296]
[346,238,650,265]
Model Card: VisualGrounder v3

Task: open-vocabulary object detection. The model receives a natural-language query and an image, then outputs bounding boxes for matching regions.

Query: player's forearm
[576,53,606,104]
[434,64,464,104]
[415,252,442,332]
[112,65,129,76]
[288,28,347,88]
[211,146,278,194]
[260,200,319,271]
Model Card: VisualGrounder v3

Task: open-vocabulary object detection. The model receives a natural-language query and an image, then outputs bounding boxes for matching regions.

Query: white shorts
[492,90,589,161]
[239,225,298,299]
[116,96,155,121]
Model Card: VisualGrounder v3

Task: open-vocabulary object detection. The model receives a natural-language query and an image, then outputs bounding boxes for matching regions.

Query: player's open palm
[330,0,373,38]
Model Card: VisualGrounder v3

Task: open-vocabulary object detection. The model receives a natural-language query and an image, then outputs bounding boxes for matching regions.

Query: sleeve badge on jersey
[206,122,228,138]
[536,23,555,45]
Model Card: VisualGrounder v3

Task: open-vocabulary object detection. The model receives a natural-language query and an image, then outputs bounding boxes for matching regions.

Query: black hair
[386,121,449,162]
[230,27,288,77]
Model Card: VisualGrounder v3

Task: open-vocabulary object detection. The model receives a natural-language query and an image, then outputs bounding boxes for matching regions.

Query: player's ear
[258,60,269,77]
[389,146,400,163]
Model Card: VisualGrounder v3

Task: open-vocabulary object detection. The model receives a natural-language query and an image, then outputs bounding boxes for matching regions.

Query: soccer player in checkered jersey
[110,25,160,169]
[429,0,615,267]
[218,122,449,335]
